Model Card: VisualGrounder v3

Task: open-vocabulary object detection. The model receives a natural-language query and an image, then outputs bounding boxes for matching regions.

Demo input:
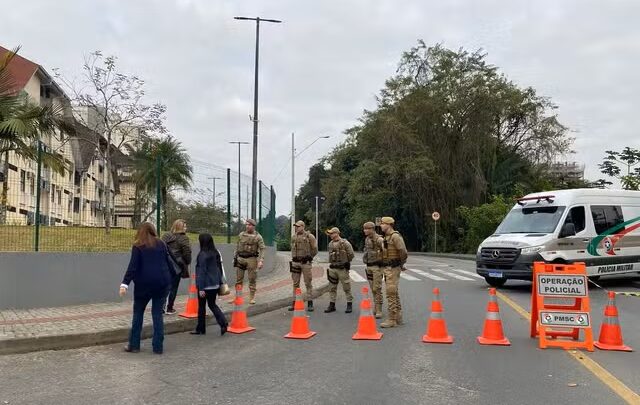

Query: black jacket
[122,242,173,298]
[161,232,192,272]
[195,250,224,291]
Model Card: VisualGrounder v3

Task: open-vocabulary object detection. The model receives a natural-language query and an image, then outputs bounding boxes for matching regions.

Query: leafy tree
[167,201,226,236]
[598,147,640,190]
[457,196,513,253]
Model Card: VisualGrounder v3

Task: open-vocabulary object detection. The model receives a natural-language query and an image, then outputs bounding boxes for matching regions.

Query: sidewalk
[0,253,329,355]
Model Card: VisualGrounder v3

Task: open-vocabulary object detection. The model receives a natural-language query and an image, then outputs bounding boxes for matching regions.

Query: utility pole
[314,195,325,242]
[234,16,282,220]
[208,177,222,206]
[229,141,249,223]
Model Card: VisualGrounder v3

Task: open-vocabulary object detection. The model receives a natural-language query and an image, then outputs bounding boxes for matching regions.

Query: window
[564,206,586,234]
[51,184,56,203]
[495,206,566,234]
[57,190,62,205]
[591,206,625,235]
[73,197,80,213]
[29,176,35,196]
[20,170,26,192]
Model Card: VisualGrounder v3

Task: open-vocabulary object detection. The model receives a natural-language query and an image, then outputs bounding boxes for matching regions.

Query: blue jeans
[128,293,166,352]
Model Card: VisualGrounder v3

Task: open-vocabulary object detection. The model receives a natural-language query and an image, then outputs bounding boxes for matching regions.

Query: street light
[207,177,222,206]
[234,16,282,220]
[315,195,326,243]
[229,141,249,222]
[290,133,330,238]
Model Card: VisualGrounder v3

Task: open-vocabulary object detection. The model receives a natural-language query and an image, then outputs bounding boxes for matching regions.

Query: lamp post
[208,177,222,206]
[229,141,249,223]
[290,134,330,238]
[234,16,282,220]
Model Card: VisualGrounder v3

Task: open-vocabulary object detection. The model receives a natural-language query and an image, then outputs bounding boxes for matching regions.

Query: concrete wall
[0,244,276,310]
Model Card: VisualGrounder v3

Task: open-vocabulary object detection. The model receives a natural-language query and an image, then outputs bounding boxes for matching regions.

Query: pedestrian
[119,222,174,354]
[324,227,355,314]
[161,219,192,314]
[289,220,318,312]
[379,217,408,328]
[234,219,266,305]
[363,221,385,319]
[190,233,229,336]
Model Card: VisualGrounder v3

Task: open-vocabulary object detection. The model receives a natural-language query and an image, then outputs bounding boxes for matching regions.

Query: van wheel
[485,276,507,288]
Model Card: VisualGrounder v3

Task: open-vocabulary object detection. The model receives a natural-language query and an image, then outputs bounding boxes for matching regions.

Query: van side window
[591,206,625,235]
[564,206,586,233]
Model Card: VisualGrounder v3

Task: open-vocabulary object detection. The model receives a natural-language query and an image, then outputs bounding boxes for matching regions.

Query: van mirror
[560,223,576,238]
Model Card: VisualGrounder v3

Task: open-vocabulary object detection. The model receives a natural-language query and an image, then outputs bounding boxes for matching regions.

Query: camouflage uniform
[381,219,408,328]
[234,230,266,302]
[291,226,318,307]
[363,230,385,319]
[325,230,355,313]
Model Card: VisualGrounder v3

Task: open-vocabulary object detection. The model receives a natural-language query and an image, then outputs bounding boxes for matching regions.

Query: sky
[3,0,639,216]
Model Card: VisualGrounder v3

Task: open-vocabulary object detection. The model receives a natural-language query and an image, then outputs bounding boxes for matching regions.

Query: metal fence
[0,147,275,252]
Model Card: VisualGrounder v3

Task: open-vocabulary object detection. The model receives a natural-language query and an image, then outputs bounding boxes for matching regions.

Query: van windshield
[495,206,566,234]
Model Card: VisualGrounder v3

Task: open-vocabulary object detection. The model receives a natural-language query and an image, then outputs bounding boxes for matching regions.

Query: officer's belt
[382,259,402,267]
[366,261,383,267]
[329,263,347,270]
[238,253,258,258]
[292,256,311,264]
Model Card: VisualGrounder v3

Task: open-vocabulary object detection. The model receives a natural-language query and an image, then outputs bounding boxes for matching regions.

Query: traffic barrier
[228,284,256,334]
[179,273,198,319]
[285,288,316,339]
[594,291,633,352]
[477,288,510,346]
[422,288,453,344]
[352,286,383,340]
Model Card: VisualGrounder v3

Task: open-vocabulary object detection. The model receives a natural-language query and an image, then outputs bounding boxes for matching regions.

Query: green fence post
[156,155,161,234]
[226,168,231,243]
[34,140,42,252]
[270,185,275,246]
[258,180,263,234]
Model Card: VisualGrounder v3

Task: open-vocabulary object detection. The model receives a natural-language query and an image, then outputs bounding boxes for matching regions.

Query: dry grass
[0,226,235,252]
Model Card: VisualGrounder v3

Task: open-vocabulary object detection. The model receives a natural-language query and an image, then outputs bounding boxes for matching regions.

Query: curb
[0,282,331,356]
[410,252,475,261]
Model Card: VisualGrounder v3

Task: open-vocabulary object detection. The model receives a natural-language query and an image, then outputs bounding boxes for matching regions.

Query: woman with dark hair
[191,233,229,336]
[119,222,174,354]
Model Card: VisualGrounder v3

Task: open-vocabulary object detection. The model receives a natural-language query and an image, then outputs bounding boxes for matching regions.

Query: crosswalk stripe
[451,268,484,279]
[407,269,447,281]
[400,272,421,281]
[349,271,367,283]
[430,268,474,281]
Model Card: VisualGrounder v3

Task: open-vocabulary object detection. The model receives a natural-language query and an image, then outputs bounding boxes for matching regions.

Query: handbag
[164,242,182,276]
[218,261,231,296]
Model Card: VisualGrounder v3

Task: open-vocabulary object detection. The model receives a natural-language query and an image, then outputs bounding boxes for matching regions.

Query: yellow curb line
[496,291,640,405]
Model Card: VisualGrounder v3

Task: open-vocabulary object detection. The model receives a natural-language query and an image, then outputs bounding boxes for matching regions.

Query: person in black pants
[162,219,192,314]
[191,233,229,336]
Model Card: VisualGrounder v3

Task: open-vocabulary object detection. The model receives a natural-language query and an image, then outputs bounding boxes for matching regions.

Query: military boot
[307,300,314,312]
[380,313,397,328]
[288,301,295,311]
[249,293,256,305]
[345,302,353,313]
[374,303,383,319]
[324,302,336,313]
[396,310,404,325]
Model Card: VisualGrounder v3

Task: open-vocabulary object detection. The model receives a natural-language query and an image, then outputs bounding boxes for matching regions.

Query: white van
[476,189,640,287]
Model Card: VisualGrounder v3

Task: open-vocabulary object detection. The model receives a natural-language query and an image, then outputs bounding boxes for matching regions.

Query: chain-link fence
[0,144,275,252]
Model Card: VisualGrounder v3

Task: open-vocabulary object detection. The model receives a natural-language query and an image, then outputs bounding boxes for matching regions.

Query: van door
[588,205,639,276]
[556,205,590,263]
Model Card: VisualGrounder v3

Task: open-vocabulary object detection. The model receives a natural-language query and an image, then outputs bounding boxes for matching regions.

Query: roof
[0,45,39,95]
[518,189,640,207]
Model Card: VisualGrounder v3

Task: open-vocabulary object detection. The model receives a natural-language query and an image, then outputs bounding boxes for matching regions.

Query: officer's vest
[329,239,350,264]
[365,234,384,263]
[292,231,312,257]
[383,231,401,260]
[237,232,260,255]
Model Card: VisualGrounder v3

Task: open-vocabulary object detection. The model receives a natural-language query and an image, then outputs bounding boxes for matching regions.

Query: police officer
[325,227,355,314]
[234,219,266,305]
[289,220,318,312]
[363,221,385,319]
[380,217,408,328]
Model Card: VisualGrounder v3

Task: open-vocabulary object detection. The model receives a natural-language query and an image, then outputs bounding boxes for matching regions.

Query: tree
[127,136,192,230]
[56,51,167,233]
[598,147,640,190]
[0,47,72,224]
[457,196,513,253]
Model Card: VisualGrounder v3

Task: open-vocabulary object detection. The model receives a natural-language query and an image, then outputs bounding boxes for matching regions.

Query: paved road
[1,255,639,405]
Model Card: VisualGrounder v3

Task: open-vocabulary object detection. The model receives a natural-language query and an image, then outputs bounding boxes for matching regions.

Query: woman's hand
[258,259,264,269]
[119,287,127,297]
[199,291,206,298]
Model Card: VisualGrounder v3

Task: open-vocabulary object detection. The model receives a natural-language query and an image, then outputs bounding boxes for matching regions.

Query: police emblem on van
[587,215,640,257]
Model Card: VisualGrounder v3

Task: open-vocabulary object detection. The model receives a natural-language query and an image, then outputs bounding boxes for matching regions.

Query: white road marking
[407,268,447,281]
[400,272,421,281]
[430,268,474,281]
[451,268,484,279]
[349,271,367,282]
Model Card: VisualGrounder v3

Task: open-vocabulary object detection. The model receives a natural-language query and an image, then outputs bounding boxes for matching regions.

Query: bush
[457,196,512,254]
[276,237,291,251]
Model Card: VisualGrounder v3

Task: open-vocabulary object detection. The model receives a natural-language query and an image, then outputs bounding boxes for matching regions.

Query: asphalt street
[0,255,639,405]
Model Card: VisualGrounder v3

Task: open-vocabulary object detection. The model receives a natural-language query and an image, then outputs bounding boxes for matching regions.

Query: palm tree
[127,135,192,230]
[0,47,72,224]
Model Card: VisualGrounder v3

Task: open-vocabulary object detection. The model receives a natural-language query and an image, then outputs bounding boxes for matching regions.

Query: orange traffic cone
[352,286,383,340]
[477,288,510,346]
[594,291,633,352]
[179,273,198,318]
[422,288,453,344]
[285,288,317,339]
[227,284,256,334]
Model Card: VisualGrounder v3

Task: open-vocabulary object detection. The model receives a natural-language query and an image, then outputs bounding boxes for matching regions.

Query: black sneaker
[165,309,177,315]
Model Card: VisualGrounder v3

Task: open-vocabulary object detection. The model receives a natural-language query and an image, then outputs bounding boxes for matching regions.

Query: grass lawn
[0,226,236,252]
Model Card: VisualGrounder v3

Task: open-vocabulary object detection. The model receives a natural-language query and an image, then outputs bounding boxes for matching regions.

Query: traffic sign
[432,212,440,221]
[540,311,591,328]
[536,274,587,297]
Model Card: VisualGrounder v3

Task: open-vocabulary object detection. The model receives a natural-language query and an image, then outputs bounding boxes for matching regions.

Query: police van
[476,189,640,287]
